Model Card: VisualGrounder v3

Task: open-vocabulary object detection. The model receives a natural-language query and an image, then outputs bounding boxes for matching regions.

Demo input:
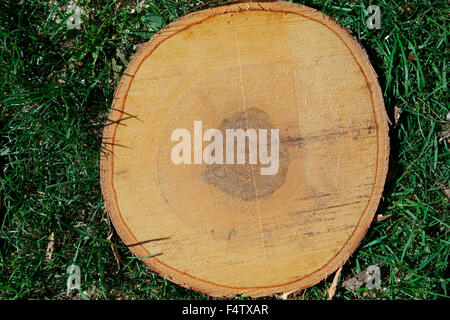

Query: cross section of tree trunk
[100,1,389,297]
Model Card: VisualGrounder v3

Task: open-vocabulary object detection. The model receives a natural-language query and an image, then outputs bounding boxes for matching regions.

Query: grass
[0,0,448,300]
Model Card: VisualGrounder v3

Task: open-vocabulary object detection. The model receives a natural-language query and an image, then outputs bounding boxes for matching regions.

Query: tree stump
[100,1,389,297]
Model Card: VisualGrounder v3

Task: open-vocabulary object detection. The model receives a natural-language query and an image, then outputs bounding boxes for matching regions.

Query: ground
[0,0,448,299]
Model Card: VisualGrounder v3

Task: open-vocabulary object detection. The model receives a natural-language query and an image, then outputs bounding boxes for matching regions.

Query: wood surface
[100,1,390,297]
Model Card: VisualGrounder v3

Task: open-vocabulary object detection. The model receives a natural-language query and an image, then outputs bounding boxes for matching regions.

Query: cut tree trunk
[100,1,389,297]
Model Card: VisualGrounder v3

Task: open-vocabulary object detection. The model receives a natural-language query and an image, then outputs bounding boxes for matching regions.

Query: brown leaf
[407,53,417,62]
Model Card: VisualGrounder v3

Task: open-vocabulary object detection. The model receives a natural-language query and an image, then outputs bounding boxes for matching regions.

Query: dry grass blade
[107,232,121,268]
[46,232,55,262]
[328,265,342,300]
[377,214,392,222]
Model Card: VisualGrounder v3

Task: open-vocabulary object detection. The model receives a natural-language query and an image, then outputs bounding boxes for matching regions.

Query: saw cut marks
[100,2,389,297]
